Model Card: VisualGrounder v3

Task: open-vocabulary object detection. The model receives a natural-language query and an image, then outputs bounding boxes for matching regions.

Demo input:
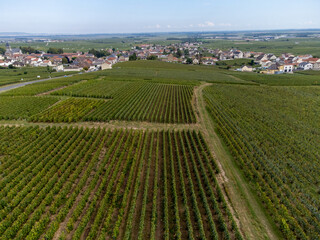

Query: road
[0,74,78,92]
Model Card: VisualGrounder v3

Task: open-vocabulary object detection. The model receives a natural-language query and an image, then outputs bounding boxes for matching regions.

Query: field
[0,67,75,86]
[0,126,242,240]
[228,71,320,86]
[202,38,320,57]
[0,96,59,120]
[2,59,320,240]
[204,84,320,239]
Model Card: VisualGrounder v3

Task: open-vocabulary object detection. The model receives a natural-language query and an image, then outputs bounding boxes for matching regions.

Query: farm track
[195,82,280,240]
[0,119,198,131]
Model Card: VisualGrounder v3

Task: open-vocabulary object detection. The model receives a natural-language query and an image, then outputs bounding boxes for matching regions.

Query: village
[1,41,320,74]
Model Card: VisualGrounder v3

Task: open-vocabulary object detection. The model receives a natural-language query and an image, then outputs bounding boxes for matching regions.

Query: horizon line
[1,28,320,37]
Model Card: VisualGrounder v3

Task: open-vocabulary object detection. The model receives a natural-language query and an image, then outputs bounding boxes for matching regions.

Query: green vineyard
[204,84,320,239]
[52,79,131,99]
[0,96,59,120]
[83,82,196,123]
[0,126,241,240]
[30,98,104,123]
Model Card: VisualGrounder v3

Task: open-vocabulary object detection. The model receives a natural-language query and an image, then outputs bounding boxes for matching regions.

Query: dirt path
[36,85,68,96]
[0,119,199,131]
[194,82,280,240]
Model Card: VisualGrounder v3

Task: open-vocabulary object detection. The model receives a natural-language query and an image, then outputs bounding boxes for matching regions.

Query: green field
[0,96,59,120]
[202,38,320,57]
[0,126,242,240]
[204,84,320,239]
[1,60,320,240]
[228,71,320,86]
[0,67,75,86]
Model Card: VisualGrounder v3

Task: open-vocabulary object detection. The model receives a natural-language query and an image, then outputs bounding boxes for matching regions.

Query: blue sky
[1,0,320,34]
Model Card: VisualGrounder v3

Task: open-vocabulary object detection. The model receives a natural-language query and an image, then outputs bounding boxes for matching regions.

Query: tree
[8,65,16,69]
[62,57,68,64]
[184,49,189,57]
[248,60,255,66]
[147,55,157,60]
[186,58,193,64]
[20,46,40,54]
[174,49,182,58]
[88,49,108,58]
[0,47,6,55]
[47,66,53,76]
[47,47,63,54]
[129,53,137,61]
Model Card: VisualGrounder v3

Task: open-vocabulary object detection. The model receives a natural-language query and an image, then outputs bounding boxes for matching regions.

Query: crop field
[0,96,59,120]
[83,82,196,123]
[228,71,320,86]
[0,67,75,86]
[0,126,242,240]
[0,74,98,96]
[3,60,320,240]
[52,79,131,99]
[96,61,245,85]
[204,84,320,239]
[22,79,197,124]
[202,38,320,57]
[30,98,104,123]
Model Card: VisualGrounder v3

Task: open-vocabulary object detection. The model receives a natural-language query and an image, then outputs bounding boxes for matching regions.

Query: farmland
[202,38,320,57]
[0,126,241,240]
[1,60,320,239]
[0,67,75,87]
[0,96,59,120]
[204,84,320,239]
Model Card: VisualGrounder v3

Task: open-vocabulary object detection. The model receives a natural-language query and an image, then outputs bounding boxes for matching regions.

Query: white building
[283,64,294,73]
[299,62,313,70]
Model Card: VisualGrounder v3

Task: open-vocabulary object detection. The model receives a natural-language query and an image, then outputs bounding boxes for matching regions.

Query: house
[305,58,320,64]
[118,55,129,62]
[39,60,53,67]
[266,54,277,61]
[240,65,253,72]
[283,64,294,73]
[12,61,25,68]
[106,55,118,64]
[260,60,272,68]
[262,64,279,74]
[101,61,112,70]
[192,58,199,65]
[64,65,82,72]
[298,62,313,70]
[313,62,320,70]
[53,65,64,72]
[297,54,313,60]
[243,52,252,58]
[231,50,244,59]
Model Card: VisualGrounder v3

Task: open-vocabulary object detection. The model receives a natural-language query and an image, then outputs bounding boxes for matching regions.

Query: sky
[1,0,320,34]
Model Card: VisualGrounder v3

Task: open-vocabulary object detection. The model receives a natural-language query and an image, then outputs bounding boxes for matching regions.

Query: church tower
[6,42,11,51]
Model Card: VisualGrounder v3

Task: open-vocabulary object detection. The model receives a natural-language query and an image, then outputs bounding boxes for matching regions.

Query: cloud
[303,20,314,25]
[198,21,215,27]
[167,25,172,28]
[143,24,161,29]
[218,23,232,27]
